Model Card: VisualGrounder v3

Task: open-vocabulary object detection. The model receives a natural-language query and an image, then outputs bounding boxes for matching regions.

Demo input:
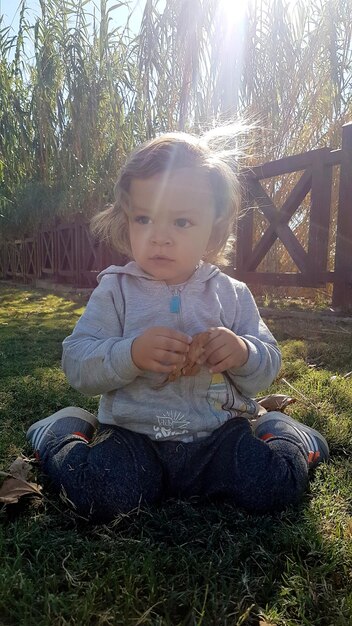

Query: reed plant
[0,0,351,270]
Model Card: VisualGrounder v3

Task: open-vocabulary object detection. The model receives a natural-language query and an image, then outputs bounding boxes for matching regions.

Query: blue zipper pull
[170,294,181,313]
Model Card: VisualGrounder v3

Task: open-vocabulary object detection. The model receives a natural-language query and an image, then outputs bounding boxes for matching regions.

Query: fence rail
[0,214,125,288]
[1,124,352,309]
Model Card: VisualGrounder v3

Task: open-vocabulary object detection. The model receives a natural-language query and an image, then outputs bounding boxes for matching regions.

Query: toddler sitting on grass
[27,129,329,523]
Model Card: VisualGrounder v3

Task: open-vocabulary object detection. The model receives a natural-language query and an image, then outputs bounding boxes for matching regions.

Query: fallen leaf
[0,475,42,504]
[0,455,42,504]
[256,393,296,412]
[8,455,33,480]
[345,518,352,539]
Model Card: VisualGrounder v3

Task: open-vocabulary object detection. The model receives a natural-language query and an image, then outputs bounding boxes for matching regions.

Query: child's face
[128,168,216,284]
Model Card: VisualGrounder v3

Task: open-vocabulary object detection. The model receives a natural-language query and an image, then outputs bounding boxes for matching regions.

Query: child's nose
[150,224,172,245]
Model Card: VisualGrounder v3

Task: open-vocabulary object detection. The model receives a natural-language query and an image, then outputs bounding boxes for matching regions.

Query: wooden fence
[231,122,352,309]
[0,215,125,289]
[1,123,352,309]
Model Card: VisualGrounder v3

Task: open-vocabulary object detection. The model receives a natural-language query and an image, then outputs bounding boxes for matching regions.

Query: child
[27,130,329,523]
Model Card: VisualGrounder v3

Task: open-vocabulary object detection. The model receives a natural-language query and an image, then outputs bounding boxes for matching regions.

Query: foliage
[0,284,352,625]
[0,0,144,237]
[0,0,351,240]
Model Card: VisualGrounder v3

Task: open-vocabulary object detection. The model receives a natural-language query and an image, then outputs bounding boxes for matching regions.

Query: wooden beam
[236,188,254,270]
[245,171,312,272]
[246,180,308,273]
[308,149,333,271]
[226,270,352,287]
[242,147,335,180]
[332,123,352,309]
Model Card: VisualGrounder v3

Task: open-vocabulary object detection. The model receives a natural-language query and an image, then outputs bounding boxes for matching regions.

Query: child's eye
[175,218,192,228]
[134,215,151,225]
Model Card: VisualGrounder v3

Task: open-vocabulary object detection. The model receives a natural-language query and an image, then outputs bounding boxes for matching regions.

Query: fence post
[0,242,4,278]
[332,122,352,310]
[235,182,254,272]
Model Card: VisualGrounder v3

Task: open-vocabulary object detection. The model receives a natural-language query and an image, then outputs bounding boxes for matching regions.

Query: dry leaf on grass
[0,476,42,504]
[7,456,33,480]
[256,393,296,412]
[0,455,42,504]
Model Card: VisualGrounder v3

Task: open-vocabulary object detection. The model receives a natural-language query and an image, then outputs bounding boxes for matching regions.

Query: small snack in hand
[163,331,211,384]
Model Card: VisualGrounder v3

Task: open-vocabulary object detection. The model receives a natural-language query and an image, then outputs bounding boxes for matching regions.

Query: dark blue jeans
[42,417,308,523]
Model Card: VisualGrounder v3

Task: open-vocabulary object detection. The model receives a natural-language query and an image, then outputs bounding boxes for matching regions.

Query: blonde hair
[91,127,243,266]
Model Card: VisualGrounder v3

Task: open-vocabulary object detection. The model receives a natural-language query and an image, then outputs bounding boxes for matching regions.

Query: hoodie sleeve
[226,281,281,397]
[62,275,142,395]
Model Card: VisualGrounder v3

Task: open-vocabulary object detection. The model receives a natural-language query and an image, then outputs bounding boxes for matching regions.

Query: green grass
[0,284,352,626]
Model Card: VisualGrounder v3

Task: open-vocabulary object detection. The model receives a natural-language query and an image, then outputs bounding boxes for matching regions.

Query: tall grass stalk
[0,0,351,251]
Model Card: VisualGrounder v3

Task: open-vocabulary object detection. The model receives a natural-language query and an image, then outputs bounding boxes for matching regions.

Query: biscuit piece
[164,330,211,384]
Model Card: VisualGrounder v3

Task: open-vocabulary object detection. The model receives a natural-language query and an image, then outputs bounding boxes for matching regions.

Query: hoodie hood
[97,261,220,285]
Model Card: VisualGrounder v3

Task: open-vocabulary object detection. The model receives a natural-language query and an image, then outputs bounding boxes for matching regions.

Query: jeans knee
[58,479,144,523]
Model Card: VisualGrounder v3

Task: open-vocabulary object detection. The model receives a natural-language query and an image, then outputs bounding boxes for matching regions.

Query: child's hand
[131,326,192,373]
[198,327,249,374]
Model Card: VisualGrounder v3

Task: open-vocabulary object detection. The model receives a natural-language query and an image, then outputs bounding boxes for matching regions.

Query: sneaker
[27,406,98,458]
[254,411,329,469]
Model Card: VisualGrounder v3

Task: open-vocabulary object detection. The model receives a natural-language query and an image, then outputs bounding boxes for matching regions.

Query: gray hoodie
[62,262,281,441]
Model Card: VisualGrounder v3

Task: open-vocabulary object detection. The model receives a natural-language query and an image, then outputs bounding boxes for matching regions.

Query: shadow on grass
[1,481,351,626]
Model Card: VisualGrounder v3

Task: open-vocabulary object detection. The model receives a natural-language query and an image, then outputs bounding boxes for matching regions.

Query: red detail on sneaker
[73,431,89,442]
[260,433,274,441]
[308,450,321,464]
[35,451,40,461]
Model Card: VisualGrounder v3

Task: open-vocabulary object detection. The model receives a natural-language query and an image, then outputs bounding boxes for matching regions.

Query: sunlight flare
[218,0,250,25]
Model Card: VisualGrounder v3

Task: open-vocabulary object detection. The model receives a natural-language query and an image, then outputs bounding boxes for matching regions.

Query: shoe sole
[27,406,98,439]
[255,412,329,459]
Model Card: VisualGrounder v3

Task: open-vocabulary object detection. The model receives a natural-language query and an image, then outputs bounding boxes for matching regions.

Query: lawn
[0,284,351,626]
